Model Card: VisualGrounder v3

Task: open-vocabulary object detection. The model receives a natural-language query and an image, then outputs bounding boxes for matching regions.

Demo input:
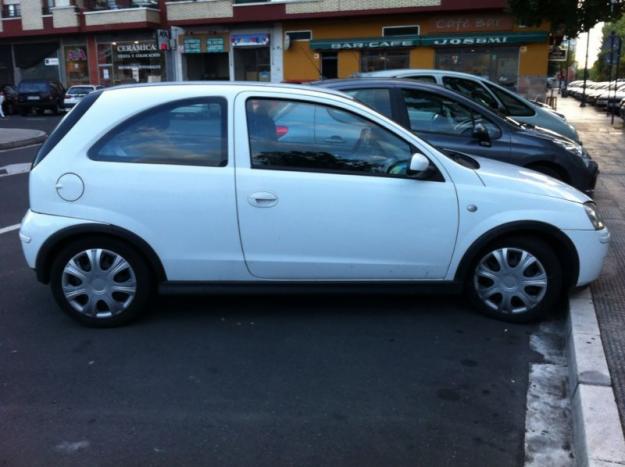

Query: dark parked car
[16,79,65,115]
[313,79,598,194]
[1,84,18,115]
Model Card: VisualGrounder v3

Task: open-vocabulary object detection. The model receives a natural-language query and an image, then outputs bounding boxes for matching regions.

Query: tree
[588,18,625,80]
[507,0,624,35]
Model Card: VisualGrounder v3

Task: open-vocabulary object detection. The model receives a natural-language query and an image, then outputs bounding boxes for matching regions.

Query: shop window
[90,98,228,167]
[361,50,409,73]
[234,47,270,81]
[97,41,163,85]
[401,89,500,139]
[285,31,312,42]
[64,46,90,86]
[246,98,414,178]
[382,25,420,37]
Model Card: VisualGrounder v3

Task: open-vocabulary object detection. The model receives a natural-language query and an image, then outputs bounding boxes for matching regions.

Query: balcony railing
[42,0,55,14]
[83,0,157,10]
[2,4,21,17]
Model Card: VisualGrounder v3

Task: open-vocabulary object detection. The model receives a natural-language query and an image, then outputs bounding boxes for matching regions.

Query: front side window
[484,83,535,117]
[442,77,499,111]
[402,89,500,138]
[90,98,227,167]
[344,88,393,118]
[246,98,415,177]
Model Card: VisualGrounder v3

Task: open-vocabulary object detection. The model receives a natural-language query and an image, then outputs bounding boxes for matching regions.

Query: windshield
[18,82,48,93]
[67,86,93,96]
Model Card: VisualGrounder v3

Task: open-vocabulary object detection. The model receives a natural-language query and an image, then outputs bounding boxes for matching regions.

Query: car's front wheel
[50,237,153,327]
[466,237,562,322]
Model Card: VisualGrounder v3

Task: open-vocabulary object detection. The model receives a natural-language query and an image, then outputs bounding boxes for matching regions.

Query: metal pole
[581,30,591,107]
[607,31,615,116]
[564,38,571,91]
[612,37,621,125]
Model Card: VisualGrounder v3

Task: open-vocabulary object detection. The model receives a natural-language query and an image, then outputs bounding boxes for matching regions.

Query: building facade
[0,0,552,96]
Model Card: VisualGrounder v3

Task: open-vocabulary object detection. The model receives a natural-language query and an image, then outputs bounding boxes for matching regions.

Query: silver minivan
[356,69,580,142]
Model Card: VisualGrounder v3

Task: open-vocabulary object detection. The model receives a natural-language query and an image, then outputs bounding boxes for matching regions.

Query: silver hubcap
[473,247,548,314]
[62,249,136,319]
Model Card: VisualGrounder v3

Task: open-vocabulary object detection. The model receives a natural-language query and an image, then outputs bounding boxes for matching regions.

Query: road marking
[0,224,20,235]
[0,163,31,178]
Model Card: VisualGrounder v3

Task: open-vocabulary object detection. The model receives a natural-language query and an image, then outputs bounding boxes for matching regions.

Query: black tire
[50,236,154,327]
[465,236,562,323]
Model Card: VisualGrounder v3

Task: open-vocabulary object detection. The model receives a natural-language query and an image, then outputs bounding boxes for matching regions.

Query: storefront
[283,14,551,95]
[232,32,271,81]
[13,42,61,82]
[63,40,90,86]
[97,36,164,85]
[181,33,230,81]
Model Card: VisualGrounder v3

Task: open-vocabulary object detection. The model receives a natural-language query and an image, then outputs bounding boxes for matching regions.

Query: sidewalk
[558,97,625,429]
[0,128,47,150]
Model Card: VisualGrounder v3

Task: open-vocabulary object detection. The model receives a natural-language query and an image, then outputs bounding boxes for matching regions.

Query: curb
[568,287,625,466]
[0,132,47,150]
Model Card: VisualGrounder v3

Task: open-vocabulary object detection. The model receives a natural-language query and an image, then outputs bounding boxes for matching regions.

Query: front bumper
[565,227,610,286]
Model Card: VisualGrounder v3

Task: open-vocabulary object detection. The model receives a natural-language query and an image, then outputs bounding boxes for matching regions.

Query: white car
[20,83,610,327]
[63,85,102,111]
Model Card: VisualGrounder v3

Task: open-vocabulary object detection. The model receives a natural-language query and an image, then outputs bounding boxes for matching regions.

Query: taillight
[276,125,288,138]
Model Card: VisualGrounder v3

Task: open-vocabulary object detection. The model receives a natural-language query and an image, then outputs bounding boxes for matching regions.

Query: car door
[234,92,459,280]
[398,88,511,161]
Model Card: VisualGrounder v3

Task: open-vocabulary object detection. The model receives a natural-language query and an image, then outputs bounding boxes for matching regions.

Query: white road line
[0,224,20,235]
[0,163,31,178]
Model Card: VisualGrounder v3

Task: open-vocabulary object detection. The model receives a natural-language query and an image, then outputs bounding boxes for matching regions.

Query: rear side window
[484,83,535,117]
[33,90,102,167]
[89,97,227,167]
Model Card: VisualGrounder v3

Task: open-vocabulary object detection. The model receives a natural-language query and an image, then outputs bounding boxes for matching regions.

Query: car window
[67,86,94,96]
[246,98,415,177]
[484,83,535,117]
[405,75,436,84]
[343,88,393,118]
[90,97,227,167]
[401,89,501,139]
[442,77,500,111]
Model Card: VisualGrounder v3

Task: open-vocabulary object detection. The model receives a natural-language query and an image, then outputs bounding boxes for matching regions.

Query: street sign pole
[581,30,590,107]
[607,31,615,117]
[612,36,622,125]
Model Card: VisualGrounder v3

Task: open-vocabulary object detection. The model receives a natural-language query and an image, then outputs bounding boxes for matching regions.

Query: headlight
[584,202,605,230]
[553,139,590,164]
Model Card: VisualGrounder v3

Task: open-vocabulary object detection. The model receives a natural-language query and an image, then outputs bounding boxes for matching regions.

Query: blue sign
[231,33,270,47]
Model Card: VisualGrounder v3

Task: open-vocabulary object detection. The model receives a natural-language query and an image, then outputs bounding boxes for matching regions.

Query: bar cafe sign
[310,32,547,50]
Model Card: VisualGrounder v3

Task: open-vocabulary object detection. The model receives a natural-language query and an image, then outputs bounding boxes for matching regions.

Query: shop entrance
[321,52,338,79]
[186,53,229,80]
[234,47,270,81]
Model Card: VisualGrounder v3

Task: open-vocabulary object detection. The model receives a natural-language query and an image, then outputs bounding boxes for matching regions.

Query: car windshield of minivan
[18,82,48,93]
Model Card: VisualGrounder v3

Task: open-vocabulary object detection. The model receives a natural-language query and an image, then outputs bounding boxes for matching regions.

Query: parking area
[0,114,563,466]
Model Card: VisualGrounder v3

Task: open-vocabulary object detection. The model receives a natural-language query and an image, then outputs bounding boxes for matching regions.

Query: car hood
[519,123,577,144]
[471,156,590,204]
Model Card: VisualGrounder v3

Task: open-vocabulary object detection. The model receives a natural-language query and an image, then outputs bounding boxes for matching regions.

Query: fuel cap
[56,173,84,202]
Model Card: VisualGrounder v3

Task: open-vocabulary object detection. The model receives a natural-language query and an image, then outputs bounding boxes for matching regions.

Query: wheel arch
[454,221,580,288]
[36,224,167,284]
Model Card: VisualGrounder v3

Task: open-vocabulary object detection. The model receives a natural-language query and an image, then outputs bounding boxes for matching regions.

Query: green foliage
[507,0,623,35]
[589,18,625,81]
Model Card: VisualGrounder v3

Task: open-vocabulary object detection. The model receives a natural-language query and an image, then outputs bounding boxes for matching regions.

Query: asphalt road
[0,114,543,466]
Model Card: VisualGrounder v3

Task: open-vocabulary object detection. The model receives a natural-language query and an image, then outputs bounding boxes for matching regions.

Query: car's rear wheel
[50,237,153,327]
[466,237,562,322]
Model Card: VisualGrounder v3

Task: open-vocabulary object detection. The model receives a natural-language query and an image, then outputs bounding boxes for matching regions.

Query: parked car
[1,84,18,115]
[355,69,581,142]
[21,83,609,327]
[619,98,625,120]
[313,79,598,194]
[595,84,625,112]
[63,84,103,111]
[16,79,65,115]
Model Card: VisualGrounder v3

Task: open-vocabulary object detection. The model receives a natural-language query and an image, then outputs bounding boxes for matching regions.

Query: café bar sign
[310,32,548,50]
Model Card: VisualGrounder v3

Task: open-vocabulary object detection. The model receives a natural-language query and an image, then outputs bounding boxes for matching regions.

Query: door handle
[248,192,279,208]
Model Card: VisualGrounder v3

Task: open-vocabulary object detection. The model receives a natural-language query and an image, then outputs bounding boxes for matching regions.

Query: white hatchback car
[20,83,609,327]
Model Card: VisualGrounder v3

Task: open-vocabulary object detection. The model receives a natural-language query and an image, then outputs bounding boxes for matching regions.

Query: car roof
[102,80,354,100]
[313,78,509,123]
[357,68,491,81]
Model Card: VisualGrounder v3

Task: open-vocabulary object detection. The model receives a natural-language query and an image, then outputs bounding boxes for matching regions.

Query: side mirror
[472,123,491,146]
[408,153,430,174]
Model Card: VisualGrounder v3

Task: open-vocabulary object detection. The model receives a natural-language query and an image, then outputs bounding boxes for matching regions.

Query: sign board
[428,15,514,33]
[115,42,160,60]
[156,29,170,51]
[603,35,622,66]
[310,32,548,50]
[183,37,201,54]
[549,46,567,61]
[44,57,59,66]
[206,37,225,53]
[231,33,270,47]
